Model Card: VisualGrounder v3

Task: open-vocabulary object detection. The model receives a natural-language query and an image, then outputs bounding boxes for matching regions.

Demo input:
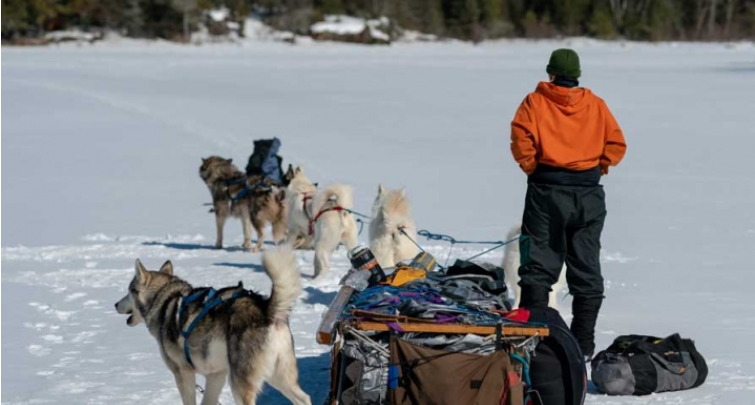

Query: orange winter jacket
[511,82,626,175]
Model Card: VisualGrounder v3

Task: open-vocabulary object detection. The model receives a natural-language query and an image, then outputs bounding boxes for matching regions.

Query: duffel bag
[591,333,707,396]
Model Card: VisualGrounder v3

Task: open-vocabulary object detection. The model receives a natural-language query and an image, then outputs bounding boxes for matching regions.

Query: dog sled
[317,247,587,405]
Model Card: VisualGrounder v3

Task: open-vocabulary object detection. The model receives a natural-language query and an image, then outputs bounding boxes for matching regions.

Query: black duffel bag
[591,333,707,396]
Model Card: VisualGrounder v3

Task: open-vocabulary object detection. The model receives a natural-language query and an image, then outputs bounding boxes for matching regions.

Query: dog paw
[250,246,262,253]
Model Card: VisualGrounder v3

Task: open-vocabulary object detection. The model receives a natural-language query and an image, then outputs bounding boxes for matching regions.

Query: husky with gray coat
[368,184,419,268]
[285,169,358,277]
[114,247,310,405]
[502,223,567,310]
[199,156,290,253]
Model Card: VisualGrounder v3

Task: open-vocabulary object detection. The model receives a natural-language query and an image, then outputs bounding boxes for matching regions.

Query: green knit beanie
[546,48,581,79]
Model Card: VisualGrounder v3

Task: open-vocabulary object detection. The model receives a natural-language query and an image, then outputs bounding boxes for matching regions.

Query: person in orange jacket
[510,48,627,359]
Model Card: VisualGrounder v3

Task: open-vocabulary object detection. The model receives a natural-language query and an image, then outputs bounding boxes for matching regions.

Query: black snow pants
[518,181,607,356]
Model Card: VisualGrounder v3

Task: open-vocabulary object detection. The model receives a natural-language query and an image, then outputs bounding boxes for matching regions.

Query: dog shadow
[142,240,274,252]
[302,287,337,306]
[142,241,242,251]
[213,262,265,273]
[258,352,331,404]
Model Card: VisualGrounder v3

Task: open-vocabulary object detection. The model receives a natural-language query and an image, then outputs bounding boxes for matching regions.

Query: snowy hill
[3,40,755,404]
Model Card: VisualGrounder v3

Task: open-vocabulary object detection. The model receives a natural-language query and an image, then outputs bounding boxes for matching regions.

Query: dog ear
[237,281,244,289]
[377,183,386,197]
[202,157,208,164]
[399,187,406,198]
[295,165,303,175]
[159,261,174,276]
[135,259,149,281]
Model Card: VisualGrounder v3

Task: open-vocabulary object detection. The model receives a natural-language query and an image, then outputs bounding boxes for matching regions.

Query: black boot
[571,296,603,357]
[520,286,550,309]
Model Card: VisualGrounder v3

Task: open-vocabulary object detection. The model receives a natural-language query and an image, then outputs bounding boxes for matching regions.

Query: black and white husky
[114,247,311,405]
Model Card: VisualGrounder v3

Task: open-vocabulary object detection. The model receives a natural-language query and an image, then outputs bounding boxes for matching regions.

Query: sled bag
[591,333,707,396]
[527,307,587,405]
[246,138,283,183]
[389,337,523,405]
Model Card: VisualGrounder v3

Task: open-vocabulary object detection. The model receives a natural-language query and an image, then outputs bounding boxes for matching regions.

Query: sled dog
[286,169,358,277]
[503,223,567,310]
[368,184,419,268]
[114,248,311,405]
[199,156,287,252]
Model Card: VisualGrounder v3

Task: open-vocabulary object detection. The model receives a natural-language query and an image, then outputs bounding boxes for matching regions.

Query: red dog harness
[302,194,346,236]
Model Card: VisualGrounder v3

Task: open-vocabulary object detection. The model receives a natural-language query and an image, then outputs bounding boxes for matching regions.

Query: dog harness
[178,288,249,369]
[225,176,273,203]
[302,194,347,236]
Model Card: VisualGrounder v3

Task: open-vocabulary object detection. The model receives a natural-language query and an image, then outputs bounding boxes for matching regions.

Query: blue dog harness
[178,288,249,369]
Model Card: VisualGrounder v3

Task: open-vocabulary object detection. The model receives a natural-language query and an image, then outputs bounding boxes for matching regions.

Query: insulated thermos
[348,245,386,286]
[318,245,384,345]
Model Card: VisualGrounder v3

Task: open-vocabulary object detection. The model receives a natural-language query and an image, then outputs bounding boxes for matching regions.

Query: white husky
[285,167,319,250]
[502,223,567,310]
[286,169,358,277]
[369,184,419,268]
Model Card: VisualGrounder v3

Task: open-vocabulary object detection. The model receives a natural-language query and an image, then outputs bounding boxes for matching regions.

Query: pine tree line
[3,0,755,42]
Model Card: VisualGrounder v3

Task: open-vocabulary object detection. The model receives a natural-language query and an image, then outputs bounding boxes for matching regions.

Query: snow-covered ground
[3,39,755,404]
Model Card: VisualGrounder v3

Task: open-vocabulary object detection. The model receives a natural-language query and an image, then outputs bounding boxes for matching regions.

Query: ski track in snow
[4,40,755,404]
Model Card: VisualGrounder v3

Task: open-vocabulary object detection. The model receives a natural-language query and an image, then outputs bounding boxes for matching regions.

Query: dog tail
[263,246,302,325]
[502,222,522,263]
[313,184,354,218]
[506,223,522,241]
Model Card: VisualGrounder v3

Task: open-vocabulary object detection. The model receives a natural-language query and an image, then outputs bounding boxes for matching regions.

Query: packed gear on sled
[445,260,511,310]
[591,334,707,396]
[245,138,284,184]
[225,138,287,202]
[318,248,586,405]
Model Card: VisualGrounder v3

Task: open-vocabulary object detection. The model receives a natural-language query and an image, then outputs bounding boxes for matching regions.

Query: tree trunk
[707,0,718,39]
[723,0,735,38]
[694,0,708,39]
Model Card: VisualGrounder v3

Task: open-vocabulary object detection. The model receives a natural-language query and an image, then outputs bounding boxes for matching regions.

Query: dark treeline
[3,0,755,42]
